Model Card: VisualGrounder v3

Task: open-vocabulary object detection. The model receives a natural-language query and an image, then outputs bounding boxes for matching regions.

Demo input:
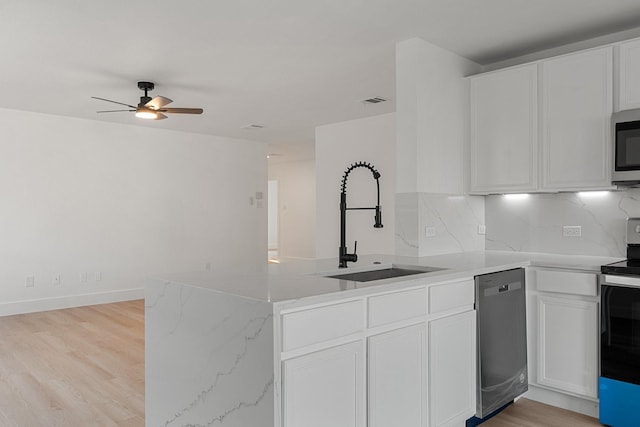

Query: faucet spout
[338,162,383,268]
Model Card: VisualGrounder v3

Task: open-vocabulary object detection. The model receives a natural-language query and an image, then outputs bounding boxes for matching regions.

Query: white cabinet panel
[429,311,477,427]
[535,269,597,296]
[537,295,598,398]
[618,38,640,110]
[368,324,427,427]
[368,287,427,328]
[541,47,613,190]
[429,279,474,314]
[283,341,364,427]
[281,300,364,352]
[470,64,538,194]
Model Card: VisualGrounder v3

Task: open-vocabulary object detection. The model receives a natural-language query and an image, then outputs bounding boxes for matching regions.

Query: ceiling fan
[92,81,203,120]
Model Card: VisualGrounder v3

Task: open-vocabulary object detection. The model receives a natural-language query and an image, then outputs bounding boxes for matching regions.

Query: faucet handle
[349,240,358,263]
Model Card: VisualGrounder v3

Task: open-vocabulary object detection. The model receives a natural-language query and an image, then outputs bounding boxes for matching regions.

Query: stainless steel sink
[325,265,446,282]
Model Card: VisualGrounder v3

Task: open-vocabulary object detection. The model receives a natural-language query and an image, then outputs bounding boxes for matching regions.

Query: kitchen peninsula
[145,251,618,427]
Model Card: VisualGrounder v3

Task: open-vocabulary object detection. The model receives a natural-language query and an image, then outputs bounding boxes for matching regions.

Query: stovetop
[601,259,640,276]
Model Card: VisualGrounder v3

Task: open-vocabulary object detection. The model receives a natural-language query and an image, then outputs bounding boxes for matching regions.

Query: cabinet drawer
[368,287,427,328]
[282,300,364,352]
[536,269,597,296]
[429,279,474,314]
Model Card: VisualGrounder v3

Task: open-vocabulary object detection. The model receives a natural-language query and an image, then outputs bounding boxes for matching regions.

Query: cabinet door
[470,64,538,194]
[282,341,364,427]
[368,323,427,427]
[541,47,613,190]
[429,311,477,427]
[537,294,598,398]
[618,38,640,111]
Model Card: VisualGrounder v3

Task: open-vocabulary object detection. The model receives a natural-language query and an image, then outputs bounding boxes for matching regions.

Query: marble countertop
[149,250,622,305]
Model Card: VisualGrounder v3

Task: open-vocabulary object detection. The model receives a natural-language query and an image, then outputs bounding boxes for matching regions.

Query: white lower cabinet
[526,267,599,407]
[282,340,365,427]
[429,311,477,427]
[368,323,428,427]
[279,279,476,427]
[536,294,598,398]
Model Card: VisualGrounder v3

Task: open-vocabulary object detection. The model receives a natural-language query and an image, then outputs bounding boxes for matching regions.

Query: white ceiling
[3,0,640,161]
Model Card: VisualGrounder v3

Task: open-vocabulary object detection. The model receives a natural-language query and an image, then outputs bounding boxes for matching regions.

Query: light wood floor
[0,300,144,427]
[484,398,602,427]
[0,300,604,427]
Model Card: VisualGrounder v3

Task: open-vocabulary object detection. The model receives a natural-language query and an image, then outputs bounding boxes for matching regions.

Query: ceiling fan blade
[161,108,204,114]
[155,113,168,120]
[91,96,137,109]
[145,96,173,110]
[96,109,136,113]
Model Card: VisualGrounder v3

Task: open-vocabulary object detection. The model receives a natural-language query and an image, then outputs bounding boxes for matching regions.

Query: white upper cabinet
[469,45,615,194]
[618,38,640,111]
[470,64,538,194]
[541,47,613,190]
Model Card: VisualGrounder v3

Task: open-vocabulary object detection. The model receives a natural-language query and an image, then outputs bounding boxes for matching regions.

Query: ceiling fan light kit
[92,81,203,121]
[135,109,160,120]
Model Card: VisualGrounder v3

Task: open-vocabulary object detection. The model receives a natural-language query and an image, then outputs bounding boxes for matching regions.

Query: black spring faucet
[338,162,383,268]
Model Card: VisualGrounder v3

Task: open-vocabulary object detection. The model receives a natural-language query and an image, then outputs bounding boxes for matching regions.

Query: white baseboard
[0,288,144,317]
[524,385,599,418]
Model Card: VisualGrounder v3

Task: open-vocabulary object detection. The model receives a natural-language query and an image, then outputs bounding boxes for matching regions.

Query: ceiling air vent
[361,97,388,104]
[243,124,265,130]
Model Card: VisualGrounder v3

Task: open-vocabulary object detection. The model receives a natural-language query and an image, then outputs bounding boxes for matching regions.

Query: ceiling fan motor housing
[137,81,155,107]
[137,81,154,91]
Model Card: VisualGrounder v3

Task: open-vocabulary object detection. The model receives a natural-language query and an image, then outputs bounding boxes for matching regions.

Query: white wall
[396,38,481,194]
[0,108,267,315]
[268,159,316,259]
[315,113,396,259]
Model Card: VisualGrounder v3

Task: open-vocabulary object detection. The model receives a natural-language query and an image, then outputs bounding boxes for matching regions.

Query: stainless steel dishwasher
[473,268,528,421]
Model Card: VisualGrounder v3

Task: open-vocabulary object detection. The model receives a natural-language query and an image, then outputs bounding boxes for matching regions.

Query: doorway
[268,180,279,261]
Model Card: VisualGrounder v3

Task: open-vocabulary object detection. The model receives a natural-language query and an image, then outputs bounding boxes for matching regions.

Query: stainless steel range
[600,217,640,427]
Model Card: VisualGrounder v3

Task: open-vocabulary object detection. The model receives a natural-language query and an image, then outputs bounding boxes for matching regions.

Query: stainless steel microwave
[613,108,640,184]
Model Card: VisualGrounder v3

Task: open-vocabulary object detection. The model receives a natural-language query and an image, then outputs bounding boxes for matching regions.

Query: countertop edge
[146,250,623,305]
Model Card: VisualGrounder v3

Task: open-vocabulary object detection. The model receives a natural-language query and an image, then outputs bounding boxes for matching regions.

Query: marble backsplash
[484,190,640,258]
[395,193,486,257]
[395,189,640,259]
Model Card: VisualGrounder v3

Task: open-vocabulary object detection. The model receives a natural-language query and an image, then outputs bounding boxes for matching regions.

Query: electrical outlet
[425,226,437,238]
[478,224,487,235]
[562,225,582,237]
[26,276,35,288]
[53,274,61,286]
[94,272,102,281]
[80,272,88,283]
